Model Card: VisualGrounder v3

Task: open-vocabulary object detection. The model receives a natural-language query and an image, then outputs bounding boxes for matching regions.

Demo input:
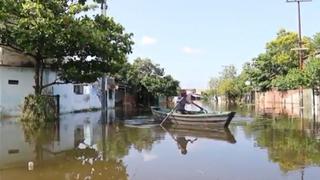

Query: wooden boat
[150,106,236,128]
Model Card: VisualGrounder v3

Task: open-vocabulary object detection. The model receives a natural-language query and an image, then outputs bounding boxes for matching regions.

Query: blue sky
[96,0,320,89]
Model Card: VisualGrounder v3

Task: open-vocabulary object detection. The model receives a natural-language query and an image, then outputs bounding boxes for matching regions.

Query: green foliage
[127,58,180,97]
[20,94,57,123]
[0,0,133,94]
[313,33,320,49]
[247,29,316,91]
[217,78,240,103]
[304,57,320,87]
[219,65,237,79]
[208,65,247,103]
[271,68,306,91]
[20,95,57,144]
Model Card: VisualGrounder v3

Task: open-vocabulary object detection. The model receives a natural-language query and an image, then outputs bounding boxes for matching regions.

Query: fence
[255,89,320,119]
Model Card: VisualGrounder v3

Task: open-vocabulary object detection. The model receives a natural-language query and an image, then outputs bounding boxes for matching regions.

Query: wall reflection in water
[0,110,164,180]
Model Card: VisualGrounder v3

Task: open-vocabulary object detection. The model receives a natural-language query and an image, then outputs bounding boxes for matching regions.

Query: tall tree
[219,65,237,80]
[124,58,180,106]
[0,0,133,95]
[249,29,313,91]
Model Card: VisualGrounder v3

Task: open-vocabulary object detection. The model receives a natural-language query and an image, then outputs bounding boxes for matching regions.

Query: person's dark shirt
[176,97,187,112]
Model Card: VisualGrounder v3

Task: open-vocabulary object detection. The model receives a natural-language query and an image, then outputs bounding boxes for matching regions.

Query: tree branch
[42,79,67,90]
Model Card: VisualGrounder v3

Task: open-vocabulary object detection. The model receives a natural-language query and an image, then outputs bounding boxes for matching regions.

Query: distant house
[0,46,116,117]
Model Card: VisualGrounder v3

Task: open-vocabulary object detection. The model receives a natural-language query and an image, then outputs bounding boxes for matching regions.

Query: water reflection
[162,125,236,155]
[244,115,320,173]
[0,110,164,179]
[1,107,320,179]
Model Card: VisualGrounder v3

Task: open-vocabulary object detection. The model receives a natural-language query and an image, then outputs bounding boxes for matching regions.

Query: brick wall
[255,89,316,119]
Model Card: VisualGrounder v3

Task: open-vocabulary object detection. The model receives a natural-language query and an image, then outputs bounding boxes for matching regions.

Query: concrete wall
[52,83,102,113]
[0,66,35,117]
[0,46,116,116]
[255,89,318,119]
[106,77,115,109]
[0,65,59,116]
[0,46,35,67]
[0,67,113,116]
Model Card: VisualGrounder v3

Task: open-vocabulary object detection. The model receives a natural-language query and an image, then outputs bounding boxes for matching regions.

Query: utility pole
[100,0,108,160]
[286,0,311,115]
[101,0,108,111]
[101,0,108,16]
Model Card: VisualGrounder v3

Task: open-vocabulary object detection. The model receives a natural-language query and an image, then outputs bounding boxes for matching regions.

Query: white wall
[0,45,116,116]
[106,88,115,108]
[0,66,35,117]
[0,66,116,116]
[52,83,102,113]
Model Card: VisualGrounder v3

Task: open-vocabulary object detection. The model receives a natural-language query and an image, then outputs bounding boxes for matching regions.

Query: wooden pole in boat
[192,102,208,113]
[160,101,180,126]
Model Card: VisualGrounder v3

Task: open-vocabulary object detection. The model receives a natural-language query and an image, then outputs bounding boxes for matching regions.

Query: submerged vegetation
[20,95,57,123]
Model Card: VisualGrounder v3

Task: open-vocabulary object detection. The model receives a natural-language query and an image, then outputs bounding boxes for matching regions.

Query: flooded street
[1,106,320,180]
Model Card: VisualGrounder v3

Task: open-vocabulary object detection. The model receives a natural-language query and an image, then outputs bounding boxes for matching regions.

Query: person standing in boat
[176,90,188,114]
[176,90,206,114]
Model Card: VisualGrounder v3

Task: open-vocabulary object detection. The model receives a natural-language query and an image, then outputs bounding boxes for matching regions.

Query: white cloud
[181,46,202,55]
[142,153,158,162]
[141,36,157,45]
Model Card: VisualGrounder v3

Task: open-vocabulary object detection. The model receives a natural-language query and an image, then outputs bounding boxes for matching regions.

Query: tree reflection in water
[244,116,320,173]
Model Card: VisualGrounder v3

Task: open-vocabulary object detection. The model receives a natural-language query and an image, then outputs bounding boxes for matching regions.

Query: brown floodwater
[1,106,320,180]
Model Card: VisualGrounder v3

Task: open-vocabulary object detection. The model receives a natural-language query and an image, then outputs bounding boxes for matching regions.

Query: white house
[0,46,116,117]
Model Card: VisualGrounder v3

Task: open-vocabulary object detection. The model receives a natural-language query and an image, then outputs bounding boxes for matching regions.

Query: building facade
[0,46,115,117]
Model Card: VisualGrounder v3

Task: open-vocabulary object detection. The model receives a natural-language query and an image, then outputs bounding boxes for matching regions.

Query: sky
[95,0,320,89]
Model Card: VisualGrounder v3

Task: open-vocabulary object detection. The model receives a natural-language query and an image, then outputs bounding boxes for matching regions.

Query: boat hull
[151,106,236,128]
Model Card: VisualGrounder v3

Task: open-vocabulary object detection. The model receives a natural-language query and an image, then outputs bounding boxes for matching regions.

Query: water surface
[1,107,320,180]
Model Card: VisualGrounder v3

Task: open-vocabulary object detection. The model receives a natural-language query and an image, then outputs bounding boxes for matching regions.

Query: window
[8,80,19,85]
[74,85,84,95]
[109,89,113,100]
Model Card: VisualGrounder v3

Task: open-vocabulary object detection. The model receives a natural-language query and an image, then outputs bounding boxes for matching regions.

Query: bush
[20,95,57,123]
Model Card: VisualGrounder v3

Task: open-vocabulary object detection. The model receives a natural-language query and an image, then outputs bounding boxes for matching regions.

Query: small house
[0,46,116,117]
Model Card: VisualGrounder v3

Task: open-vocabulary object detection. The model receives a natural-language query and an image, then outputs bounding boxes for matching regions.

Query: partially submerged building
[0,46,115,117]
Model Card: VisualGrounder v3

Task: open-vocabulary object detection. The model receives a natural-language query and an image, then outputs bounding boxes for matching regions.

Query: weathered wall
[52,83,102,114]
[0,66,35,117]
[0,46,35,67]
[0,65,58,116]
[255,89,318,119]
[0,46,116,116]
[0,66,108,116]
